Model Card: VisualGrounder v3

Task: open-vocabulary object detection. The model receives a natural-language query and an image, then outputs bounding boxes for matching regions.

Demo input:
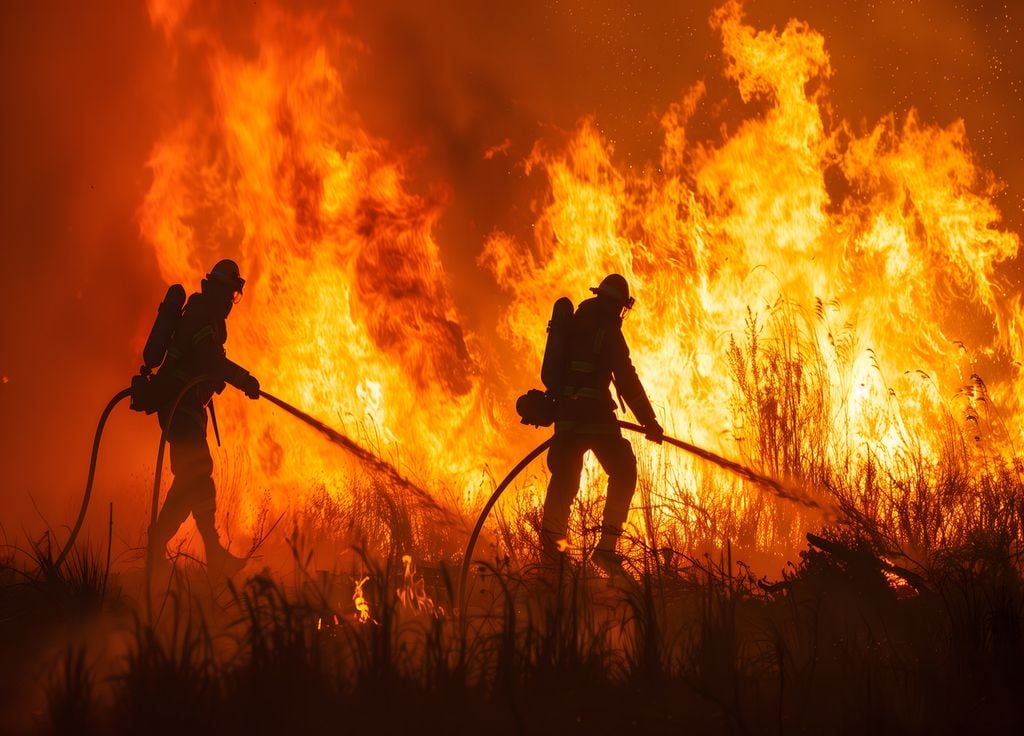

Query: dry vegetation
[3,321,1023,734]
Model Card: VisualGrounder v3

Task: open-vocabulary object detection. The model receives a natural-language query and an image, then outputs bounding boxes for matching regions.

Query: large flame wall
[486,3,1021,473]
[138,1,1021,515]
[2,1,1022,552]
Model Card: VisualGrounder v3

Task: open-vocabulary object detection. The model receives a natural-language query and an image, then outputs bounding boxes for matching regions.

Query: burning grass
[4,457,1023,734]
[6,302,1024,734]
[6,1,1024,731]
[1,531,1019,734]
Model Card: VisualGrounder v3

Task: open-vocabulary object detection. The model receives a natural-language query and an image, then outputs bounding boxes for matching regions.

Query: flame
[140,2,1020,555]
[396,554,441,617]
[353,576,373,624]
[140,3,501,515]
[484,1,1020,477]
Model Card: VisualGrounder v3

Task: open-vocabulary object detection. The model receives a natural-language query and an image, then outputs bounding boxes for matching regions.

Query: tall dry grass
[3,303,1023,733]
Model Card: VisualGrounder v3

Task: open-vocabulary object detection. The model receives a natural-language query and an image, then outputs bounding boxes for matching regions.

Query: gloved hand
[240,373,260,400]
[645,419,664,444]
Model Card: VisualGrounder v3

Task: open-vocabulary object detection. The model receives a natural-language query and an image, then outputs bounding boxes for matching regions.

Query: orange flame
[140,2,1021,556]
[140,3,501,514]
[397,554,441,617]
[353,576,373,624]
[484,1,1020,477]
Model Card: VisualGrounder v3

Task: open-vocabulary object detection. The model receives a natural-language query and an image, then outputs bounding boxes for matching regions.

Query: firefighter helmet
[590,273,634,310]
[207,259,246,303]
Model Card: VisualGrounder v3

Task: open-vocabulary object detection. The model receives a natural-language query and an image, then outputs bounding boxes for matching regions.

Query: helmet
[207,259,246,303]
[590,273,634,311]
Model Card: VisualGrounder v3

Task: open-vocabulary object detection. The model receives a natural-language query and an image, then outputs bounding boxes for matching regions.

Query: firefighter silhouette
[147,259,260,576]
[541,274,663,574]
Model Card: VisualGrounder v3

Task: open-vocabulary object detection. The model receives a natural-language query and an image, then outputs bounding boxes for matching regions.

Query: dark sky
[347,0,1024,253]
[1,0,1021,533]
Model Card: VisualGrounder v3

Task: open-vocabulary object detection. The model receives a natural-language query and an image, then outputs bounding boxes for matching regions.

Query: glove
[645,420,664,444]
[240,373,260,400]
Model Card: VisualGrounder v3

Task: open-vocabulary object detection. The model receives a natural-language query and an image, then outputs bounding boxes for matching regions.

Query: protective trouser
[148,403,228,566]
[541,430,637,556]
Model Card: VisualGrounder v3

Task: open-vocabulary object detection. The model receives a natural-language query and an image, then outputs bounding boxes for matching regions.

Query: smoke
[0,3,165,532]
[1,0,1021,541]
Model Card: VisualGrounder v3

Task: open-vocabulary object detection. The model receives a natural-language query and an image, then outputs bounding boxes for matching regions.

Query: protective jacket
[555,296,656,433]
[156,291,253,409]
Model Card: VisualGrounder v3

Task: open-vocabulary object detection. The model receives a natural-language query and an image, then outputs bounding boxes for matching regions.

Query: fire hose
[255,391,445,517]
[53,387,133,568]
[55,380,434,570]
[59,385,821,607]
[457,421,823,606]
[148,379,440,532]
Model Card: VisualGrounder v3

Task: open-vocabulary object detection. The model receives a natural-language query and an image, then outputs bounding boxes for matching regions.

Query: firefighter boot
[590,548,628,578]
[591,525,630,580]
[207,546,246,579]
[194,501,245,579]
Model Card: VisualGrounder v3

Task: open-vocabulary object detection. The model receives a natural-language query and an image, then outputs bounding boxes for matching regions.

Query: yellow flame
[397,554,440,617]
[486,2,1020,475]
[140,5,502,518]
[140,2,1021,556]
[353,576,372,624]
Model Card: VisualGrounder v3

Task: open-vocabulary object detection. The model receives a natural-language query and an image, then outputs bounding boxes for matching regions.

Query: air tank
[142,284,186,372]
[540,296,574,392]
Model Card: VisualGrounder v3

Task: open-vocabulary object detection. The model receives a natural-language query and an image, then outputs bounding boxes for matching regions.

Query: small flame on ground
[353,576,374,624]
[879,556,917,595]
[316,612,344,632]
[397,554,442,617]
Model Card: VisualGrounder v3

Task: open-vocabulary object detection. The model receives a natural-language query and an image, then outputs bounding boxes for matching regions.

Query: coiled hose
[458,420,825,606]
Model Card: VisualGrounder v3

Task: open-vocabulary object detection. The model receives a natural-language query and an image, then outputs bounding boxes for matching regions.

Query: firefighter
[147,259,260,577]
[541,273,663,575]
